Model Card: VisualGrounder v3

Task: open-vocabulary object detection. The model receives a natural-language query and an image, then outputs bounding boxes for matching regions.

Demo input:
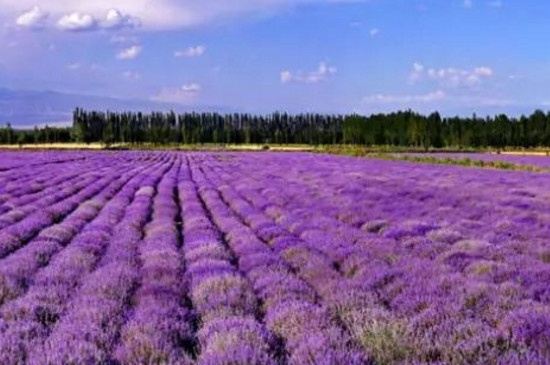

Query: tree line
[2,108,550,148]
[0,123,72,145]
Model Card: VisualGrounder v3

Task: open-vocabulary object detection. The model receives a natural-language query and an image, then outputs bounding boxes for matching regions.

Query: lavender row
[0,169,87,210]
[0,161,91,204]
[0,156,137,225]
[179,159,279,365]
[187,155,367,365]
[199,155,399,362]
[197,160,374,363]
[0,171,116,258]
[0,161,149,308]
[0,157,170,364]
[114,157,195,365]
[0,171,104,231]
[209,155,490,364]
[29,157,175,365]
[208,152,550,363]
[0,151,89,172]
[0,154,121,213]
[0,152,165,235]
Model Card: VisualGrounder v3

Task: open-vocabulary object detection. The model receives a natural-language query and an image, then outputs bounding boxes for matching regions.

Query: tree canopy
[2,108,550,148]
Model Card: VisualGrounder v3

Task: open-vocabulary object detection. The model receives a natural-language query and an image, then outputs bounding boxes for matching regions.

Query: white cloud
[181,83,201,93]
[174,45,206,58]
[117,45,142,60]
[408,62,425,84]
[110,35,138,44]
[57,12,96,31]
[67,63,102,72]
[362,90,514,111]
[409,63,494,87]
[103,9,141,30]
[363,90,446,104]
[488,0,502,7]
[67,63,82,71]
[369,28,379,37]
[3,0,363,30]
[16,6,48,29]
[463,0,473,8]
[152,83,201,104]
[123,71,141,80]
[281,62,337,84]
[427,66,493,86]
[413,62,425,73]
[56,9,138,31]
[280,70,293,84]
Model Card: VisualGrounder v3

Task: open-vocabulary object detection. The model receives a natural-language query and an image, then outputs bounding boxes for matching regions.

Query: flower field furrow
[0,172,103,229]
[0,162,92,204]
[0,158,170,364]
[0,152,88,173]
[187,155,368,365]
[0,155,129,211]
[179,157,280,365]
[0,158,138,226]
[0,170,88,209]
[27,158,174,365]
[0,150,549,364]
[196,156,400,360]
[203,152,550,364]
[113,156,196,365]
[0,174,117,259]
[0,153,165,247]
[206,157,428,363]
[0,161,151,307]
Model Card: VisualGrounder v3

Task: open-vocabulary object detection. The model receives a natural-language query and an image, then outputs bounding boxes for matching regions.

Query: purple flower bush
[0,150,549,364]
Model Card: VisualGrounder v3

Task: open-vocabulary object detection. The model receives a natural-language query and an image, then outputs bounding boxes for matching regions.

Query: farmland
[0,150,549,364]
[398,152,550,169]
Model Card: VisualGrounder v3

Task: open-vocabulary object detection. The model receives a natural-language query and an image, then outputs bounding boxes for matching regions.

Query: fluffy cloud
[369,28,379,37]
[110,35,139,44]
[174,46,206,58]
[281,62,337,84]
[4,0,362,30]
[463,0,473,8]
[117,45,142,60]
[409,63,494,87]
[152,83,201,104]
[123,71,141,80]
[13,7,140,32]
[57,12,96,31]
[408,62,425,84]
[16,6,48,29]
[102,9,141,30]
[363,90,514,109]
[56,9,139,32]
[67,63,102,71]
[67,63,82,71]
[363,90,446,104]
[181,83,201,93]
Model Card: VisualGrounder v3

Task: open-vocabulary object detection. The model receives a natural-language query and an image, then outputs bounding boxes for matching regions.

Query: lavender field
[0,151,549,365]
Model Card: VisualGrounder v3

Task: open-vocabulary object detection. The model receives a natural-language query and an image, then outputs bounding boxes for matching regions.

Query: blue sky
[1,0,549,116]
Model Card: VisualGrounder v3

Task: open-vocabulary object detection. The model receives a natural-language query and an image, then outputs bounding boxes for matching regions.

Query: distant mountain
[0,87,231,129]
